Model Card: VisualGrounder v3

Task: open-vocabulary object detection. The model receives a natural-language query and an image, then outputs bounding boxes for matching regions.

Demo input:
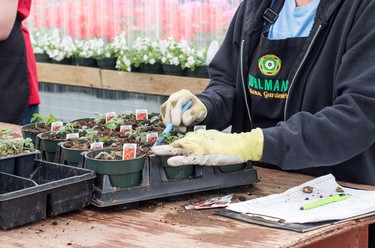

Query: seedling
[0,129,34,157]
[30,113,58,128]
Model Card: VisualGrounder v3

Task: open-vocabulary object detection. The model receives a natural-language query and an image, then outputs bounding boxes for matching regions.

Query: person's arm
[0,0,18,41]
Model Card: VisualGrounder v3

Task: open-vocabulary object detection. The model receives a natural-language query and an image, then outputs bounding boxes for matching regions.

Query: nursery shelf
[37,63,210,96]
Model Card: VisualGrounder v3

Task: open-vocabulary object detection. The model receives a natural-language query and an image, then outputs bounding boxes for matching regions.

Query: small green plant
[104,116,125,131]
[159,132,185,144]
[0,129,34,157]
[30,113,58,127]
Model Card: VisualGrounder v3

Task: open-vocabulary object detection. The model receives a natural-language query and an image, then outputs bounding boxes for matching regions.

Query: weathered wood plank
[101,69,209,96]
[36,63,210,96]
[37,63,102,88]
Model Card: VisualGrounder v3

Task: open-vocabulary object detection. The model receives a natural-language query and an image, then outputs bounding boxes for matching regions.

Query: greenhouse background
[26,0,242,122]
[26,0,241,47]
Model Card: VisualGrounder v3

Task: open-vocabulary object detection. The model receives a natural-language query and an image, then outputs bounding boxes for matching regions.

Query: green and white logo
[258,54,282,76]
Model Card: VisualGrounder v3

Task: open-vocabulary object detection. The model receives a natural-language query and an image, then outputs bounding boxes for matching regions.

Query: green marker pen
[300,193,349,211]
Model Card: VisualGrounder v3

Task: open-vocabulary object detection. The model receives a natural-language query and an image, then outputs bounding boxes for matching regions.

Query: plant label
[135,109,148,121]
[194,125,206,131]
[185,194,233,209]
[146,132,158,142]
[120,125,132,133]
[105,112,116,122]
[122,143,137,160]
[51,121,63,131]
[66,133,79,140]
[90,142,104,150]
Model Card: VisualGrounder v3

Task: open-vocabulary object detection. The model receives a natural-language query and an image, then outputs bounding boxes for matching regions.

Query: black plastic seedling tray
[0,159,95,230]
[81,155,259,208]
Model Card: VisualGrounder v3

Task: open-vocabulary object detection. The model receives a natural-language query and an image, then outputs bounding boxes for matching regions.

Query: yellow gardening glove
[160,89,207,132]
[151,128,264,166]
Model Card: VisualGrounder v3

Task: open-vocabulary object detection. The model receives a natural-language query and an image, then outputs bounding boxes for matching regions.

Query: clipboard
[213,209,334,232]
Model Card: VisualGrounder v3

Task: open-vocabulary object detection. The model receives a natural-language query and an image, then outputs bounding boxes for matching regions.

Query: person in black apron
[0,15,30,124]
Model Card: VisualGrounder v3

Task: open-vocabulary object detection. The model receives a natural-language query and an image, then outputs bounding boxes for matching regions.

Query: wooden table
[1,166,374,248]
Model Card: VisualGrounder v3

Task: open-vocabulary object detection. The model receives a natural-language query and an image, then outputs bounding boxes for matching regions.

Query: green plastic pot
[61,140,89,167]
[162,64,186,76]
[140,62,164,74]
[158,156,194,180]
[186,66,209,78]
[39,132,67,162]
[74,57,98,68]
[84,148,146,189]
[34,53,51,63]
[96,58,117,70]
[217,163,245,173]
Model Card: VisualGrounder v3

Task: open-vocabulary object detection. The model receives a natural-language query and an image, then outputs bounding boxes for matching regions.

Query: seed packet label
[185,194,233,210]
[122,143,137,160]
[120,125,132,133]
[146,132,158,142]
[135,109,148,120]
[66,133,79,140]
[51,121,63,131]
[194,125,206,131]
[90,142,104,150]
[105,112,116,122]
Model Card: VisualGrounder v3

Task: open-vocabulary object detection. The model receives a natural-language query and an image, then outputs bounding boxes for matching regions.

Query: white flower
[45,31,76,61]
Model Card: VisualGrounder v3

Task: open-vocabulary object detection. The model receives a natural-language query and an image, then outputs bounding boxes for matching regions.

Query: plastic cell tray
[79,154,259,209]
[0,149,41,177]
[0,159,95,230]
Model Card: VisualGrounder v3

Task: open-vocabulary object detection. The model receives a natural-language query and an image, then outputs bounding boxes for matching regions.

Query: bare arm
[0,0,18,40]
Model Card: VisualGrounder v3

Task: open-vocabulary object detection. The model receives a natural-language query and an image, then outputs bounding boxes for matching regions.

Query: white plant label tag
[105,112,116,122]
[90,142,104,150]
[135,109,148,120]
[120,125,132,133]
[51,121,63,131]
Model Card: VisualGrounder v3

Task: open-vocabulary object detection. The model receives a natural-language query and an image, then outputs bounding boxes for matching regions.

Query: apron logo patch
[258,54,281,76]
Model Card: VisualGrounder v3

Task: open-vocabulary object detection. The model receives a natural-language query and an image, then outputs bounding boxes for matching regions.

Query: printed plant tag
[105,112,116,122]
[120,125,132,133]
[146,132,158,142]
[90,142,104,150]
[185,195,233,210]
[135,109,148,121]
[66,133,79,140]
[122,143,137,160]
[194,125,206,131]
[51,121,63,131]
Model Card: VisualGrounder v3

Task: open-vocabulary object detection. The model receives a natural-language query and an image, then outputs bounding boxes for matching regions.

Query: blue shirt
[268,0,320,40]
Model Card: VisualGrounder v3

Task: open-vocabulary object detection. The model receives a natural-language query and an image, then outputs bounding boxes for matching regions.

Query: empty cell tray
[0,160,95,230]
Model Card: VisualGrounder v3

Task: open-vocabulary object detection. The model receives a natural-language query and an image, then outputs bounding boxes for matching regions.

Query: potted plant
[84,145,148,189]
[45,30,75,65]
[0,129,39,176]
[184,46,209,78]
[31,30,51,63]
[129,37,164,74]
[38,122,81,162]
[72,38,102,67]
[153,132,196,180]
[21,113,59,146]
[95,40,118,70]
[160,37,188,76]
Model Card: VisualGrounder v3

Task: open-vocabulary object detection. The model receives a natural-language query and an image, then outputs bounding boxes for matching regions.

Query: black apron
[0,16,30,124]
[248,0,307,128]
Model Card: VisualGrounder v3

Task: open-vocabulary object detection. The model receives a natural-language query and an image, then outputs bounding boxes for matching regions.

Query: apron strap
[263,0,286,26]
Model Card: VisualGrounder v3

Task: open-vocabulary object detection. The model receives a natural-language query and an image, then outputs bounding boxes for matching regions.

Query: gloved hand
[151,128,264,166]
[160,89,207,132]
